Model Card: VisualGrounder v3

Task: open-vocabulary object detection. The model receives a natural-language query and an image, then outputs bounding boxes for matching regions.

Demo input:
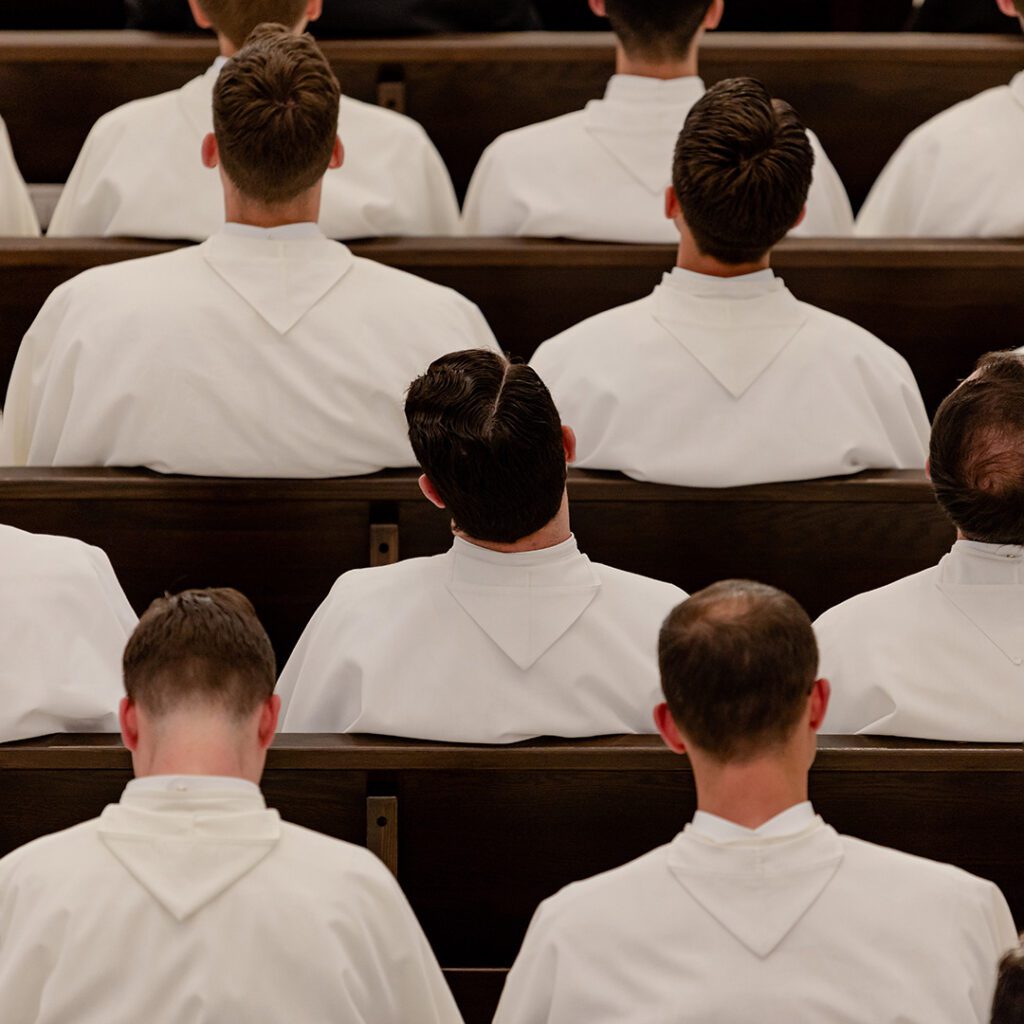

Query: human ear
[418,474,447,510]
[654,702,688,755]
[201,133,219,170]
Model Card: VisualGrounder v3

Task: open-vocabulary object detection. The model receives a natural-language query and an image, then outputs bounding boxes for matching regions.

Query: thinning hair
[672,76,814,265]
[213,23,340,206]
[405,349,567,544]
[123,588,276,719]
[930,351,1024,545]
[993,940,1024,1024]
[658,580,818,762]
[197,0,309,49]
[603,0,714,61]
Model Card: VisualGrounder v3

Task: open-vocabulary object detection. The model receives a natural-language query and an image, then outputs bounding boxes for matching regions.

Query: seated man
[817,351,1024,740]
[0,26,497,475]
[0,525,136,742]
[530,77,928,488]
[0,588,460,1023]
[48,0,460,239]
[994,942,1024,1024]
[463,0,853,242]
[494,580,1016,1024]
[278,349,685,742]
[0,117,39,236]
[858,0,1024,236]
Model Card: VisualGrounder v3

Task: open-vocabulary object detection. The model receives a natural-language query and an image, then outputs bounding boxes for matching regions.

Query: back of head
[124,588,276,720]
[672,76,814,265]
[930,351,1024,546]
[213,23,340,206]
[405,349,566,544]
[603,0,714,61]
[197,0,308,49]
[658,580,818,761]
[993,942,1024,1024]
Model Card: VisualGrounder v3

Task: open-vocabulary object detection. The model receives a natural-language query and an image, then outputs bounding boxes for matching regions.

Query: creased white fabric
[0,116,39,237]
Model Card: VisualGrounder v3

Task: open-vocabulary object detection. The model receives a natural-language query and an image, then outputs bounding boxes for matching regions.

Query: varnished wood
[366,795,399,876]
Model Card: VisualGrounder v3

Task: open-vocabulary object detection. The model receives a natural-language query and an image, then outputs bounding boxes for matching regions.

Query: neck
[222,181,323,230]
[458,491,572,554]
[616,43,698,80]
[134,717,263,785]
[693,752,808,830]
[676,231,771,279]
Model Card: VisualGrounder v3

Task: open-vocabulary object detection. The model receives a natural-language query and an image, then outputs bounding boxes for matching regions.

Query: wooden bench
[2,733,1022,1023]
[0,467,952,663]
[0,237,1019,415]
[0,32,1021,205]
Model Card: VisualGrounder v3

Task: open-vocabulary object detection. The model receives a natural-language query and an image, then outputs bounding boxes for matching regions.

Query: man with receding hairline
[495,580,1016,1024]
[0,588,462,1023]
[817,350,1024,740]
[48,0,460,238]
[463,0,852,241]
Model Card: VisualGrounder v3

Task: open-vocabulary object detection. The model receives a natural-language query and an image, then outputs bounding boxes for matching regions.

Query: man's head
[120,588,279,781]
[655,580,828,765]
[993,941,1024,1024]
[405,349,574,545]
[188,0,321,51]
[203,23,342,209]
[667,76,814,265]
[587,0,722,62]
[930,351,1024,546]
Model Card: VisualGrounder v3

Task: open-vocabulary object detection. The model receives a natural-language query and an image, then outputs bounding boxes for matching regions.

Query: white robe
[279,535,685,743]
[0,223,498,475]
[462,75,854,242]
[857,72,1024,237]
[0,525,136,743]
[47,64,461,240]
[0,778,461,1024]
[817,540,1024,740]
[494,812,1016,1024]
[0,116,39,238]
[530,268,930,487]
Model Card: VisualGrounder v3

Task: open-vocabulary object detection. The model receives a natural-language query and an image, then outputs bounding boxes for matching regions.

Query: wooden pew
[2,733,1022,1024]
[0,32,1022,206]
[0,237,1019,415]
[0,468,952,664]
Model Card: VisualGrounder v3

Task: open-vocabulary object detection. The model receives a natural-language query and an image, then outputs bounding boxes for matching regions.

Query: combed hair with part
[123,588,277,719]
[672,76,814,265]
[992,940,1024,1024]
[213,23,340,206]
[658,580,818,761]
[196,0,309,49]
[603,0,713,61]
[930,351,1024,546]
[405,349,567,544]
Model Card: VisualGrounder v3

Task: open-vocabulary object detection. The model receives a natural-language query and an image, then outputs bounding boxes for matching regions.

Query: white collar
[1010,70,1024,111]
[450,534,582,569]
[603,73,706,107]
[941,539,1024,585]
[127,775,262,797]
[222,221,324,242]
[691,801,816,843]
[211,55,229,74]
[667,266,779,297]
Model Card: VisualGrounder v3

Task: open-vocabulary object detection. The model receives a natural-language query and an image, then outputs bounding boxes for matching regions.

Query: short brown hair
[197,0,308,50]
[123,588,276,719]
[213,23,340,206]
[604,0,713,61]
[658,580,818,761]
[993,941,1024,1024]
[672,77,814,265]
[930,351,1024,545]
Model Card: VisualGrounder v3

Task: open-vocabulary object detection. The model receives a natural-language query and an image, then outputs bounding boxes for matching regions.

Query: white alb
[0,116,39,237]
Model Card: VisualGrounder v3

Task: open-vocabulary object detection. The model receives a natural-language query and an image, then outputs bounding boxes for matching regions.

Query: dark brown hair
[197,0,309,49]
[405,349,567,544]
[672,77,814,265]
[930,351,1024,546]
[123,588,276,719]
[213,23,340,205]
[604,0,713,61]
[993,941,1024,1024]
[658,580,818,761]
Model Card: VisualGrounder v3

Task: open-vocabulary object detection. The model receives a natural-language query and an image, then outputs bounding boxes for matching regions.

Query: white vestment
[0,777,462,1024]
[279,535,685,743]
[817,540,1024,740]
[0,525,136,743]
[857,72,1024,237]
[462,75,854,242]
[47,63,461,240]
[494,806,1016,1024]
[530,268,929,487]
[0,117,39,237]
[0,223,498,475]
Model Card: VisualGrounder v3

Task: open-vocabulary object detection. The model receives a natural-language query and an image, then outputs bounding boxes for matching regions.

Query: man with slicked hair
[495,580,1016,1024]
[1,26,496,474]
[49,0,460,239]
[531,77,928,488]
[818,351,1024,740]
[0,588,462,1024]
[463,0,852,241]
[278,348,685,742]
[994,942,1024,1024]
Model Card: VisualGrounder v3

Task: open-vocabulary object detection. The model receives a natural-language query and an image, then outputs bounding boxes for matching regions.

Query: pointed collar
[602,74,706,108]
[223,221,323,242]
[691,801,816,843]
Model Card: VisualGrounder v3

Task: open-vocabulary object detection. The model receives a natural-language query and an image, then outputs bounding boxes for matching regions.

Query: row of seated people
[0,0,1023,240]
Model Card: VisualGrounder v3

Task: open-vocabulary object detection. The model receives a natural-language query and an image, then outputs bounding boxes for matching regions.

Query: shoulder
[0,523,107,573]
[347,254,475,310]
[276,822,403,894]
[591,561,686,609]
[533,296,657,364]
[0,819,101,885]
[339,95,433,142]
[898,84,1016,153]
[322,555,448,607]
[795,300,912,367]
[479,110,588,166]
[85,88,182,138]
[815,564,937,634]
